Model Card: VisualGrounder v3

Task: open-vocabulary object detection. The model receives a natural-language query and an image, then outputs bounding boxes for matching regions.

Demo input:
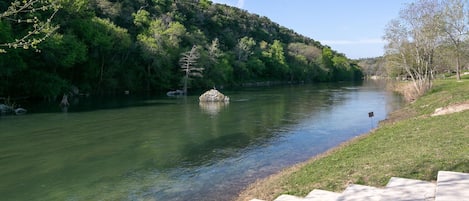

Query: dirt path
[431,101,469,116]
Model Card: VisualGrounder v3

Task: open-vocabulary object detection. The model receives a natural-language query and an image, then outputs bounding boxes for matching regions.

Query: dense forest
[0,0,363,100]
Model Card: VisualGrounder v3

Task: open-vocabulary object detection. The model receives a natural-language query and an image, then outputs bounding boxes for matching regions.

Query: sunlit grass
[237,78,469,201]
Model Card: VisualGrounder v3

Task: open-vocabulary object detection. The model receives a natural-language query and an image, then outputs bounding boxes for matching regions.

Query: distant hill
[0,0,362,99]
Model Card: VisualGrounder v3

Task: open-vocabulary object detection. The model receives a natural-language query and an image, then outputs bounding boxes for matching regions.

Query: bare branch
[0,0,60,53]
[180,45,203,94]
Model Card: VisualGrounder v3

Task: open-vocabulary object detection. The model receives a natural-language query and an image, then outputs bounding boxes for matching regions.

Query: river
[0,81,402,201]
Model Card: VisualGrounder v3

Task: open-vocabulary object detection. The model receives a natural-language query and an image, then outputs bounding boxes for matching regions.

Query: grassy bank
[237,78,469,201]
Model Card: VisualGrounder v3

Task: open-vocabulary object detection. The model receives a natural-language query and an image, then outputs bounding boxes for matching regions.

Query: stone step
[305,189,341,201]
[381,177,436,201]
[435,171,469,201]
[337,184,383,201]
[273,194,305,201]
[260,171,468,201]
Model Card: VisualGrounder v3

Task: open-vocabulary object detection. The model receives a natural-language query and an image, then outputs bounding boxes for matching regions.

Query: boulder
[199,89,230,102]
[0,104,14,115]
[14,108,27,115]
[166,90,184,97]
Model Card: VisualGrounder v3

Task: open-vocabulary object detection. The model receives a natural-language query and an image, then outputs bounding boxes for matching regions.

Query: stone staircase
[251,171,469,201]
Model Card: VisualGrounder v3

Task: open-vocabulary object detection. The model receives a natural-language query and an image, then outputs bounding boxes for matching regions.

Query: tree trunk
[183,67,189,95]
[456,52,461,80]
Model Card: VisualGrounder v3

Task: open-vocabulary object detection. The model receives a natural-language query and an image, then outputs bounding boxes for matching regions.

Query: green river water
[0,81,402,201]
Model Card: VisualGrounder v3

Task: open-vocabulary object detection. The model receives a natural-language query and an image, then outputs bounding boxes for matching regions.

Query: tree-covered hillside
[0,0,362,99]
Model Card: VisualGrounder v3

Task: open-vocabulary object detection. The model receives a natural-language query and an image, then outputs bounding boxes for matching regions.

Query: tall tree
[135,15,186,91]
[81,17,131,93]
[180,45,203,94]
[268,40,289,79]
[439,0,469,80]
[384,0,442,97]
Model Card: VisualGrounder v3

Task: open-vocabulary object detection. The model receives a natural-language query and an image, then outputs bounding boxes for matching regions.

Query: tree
[287,42,323,81]
[320,46,334,81]
[268,40,289,79]
[0,0,362,99]
[78,17,131,93]
[384,0,442,97]
[135,15,186,91]
[180,45,203,94]
[201,38,233,86]
[0,0,59,53]
[208,38,222,62]
[439,0,469,80]
[235,36,256,62]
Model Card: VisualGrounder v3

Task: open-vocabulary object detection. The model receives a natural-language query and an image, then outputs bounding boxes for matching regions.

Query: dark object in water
[167,90,185,96]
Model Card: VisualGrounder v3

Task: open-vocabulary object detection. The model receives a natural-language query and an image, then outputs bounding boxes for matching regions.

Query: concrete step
[337,184,383,201]
[305,189,341,201]
[435,171,469,201]
[259,171,468,201]
[381,177,436,201]
[273,194,305,201]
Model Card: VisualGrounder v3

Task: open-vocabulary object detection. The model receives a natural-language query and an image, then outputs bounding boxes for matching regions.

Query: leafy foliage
[0,0,362,99]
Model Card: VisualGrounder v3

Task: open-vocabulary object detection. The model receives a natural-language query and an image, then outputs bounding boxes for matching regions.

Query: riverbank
[236,78,469,201]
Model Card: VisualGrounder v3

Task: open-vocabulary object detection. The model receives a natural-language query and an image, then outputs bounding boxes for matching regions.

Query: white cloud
[211,0,244,8]
[237,0,245,8]
[321,38,385,45]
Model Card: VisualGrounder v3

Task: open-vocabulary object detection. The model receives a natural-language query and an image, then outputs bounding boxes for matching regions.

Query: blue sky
[210,0,413,59]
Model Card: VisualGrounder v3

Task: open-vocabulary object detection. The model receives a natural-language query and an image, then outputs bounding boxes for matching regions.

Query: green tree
[320,46,334,81]
[40,33,87,69]
[81,17,131,93]
[135,17,186,91]
[198,38,233,87]
[332,55,350,80]
[270,40,289,79]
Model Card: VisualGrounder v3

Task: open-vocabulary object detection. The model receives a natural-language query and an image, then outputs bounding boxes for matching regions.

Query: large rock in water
[199,89,230,102]
[0,104,14,115]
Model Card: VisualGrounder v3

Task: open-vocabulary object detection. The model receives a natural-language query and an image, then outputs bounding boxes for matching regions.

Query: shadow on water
[21,94,183,114]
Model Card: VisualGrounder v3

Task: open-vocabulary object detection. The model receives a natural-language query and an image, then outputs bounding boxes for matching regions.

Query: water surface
[0,81,402,201]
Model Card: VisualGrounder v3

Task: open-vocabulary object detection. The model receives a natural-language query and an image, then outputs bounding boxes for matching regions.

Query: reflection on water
[0,81,402,201]
[199,101,229,115]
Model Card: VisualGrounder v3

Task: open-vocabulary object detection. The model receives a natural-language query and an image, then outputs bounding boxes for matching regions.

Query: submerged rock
[199,89,230,102]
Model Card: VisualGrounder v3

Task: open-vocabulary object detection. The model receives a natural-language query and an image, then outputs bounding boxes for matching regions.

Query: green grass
[237,78,469,201]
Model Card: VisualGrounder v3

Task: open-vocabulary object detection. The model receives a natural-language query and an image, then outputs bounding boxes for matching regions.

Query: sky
[210,0,414,59]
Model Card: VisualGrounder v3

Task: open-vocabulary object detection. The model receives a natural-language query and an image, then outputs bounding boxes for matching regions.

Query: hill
[0,0,362,99]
